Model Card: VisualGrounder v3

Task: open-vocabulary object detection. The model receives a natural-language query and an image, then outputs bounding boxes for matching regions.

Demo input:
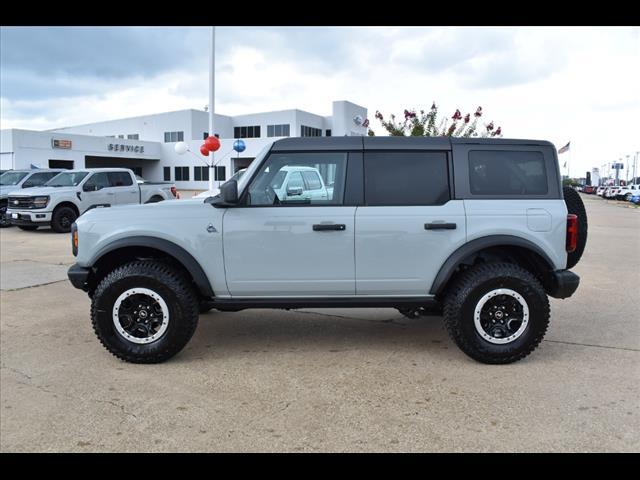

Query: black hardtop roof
[271,136,554,151]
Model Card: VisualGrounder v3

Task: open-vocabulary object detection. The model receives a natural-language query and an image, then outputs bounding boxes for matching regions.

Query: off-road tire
[51,206,77,233]
[443,262,550,364]
[18,225,38,231]
[563,186,587,269]
[91,260,199,363]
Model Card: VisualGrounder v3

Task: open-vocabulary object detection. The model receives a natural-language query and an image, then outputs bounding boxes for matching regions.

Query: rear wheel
[563,186,587,269]
[443,262,550,364]
[91,260,199,363]
[145,196,163,204]
[51,206,77,233]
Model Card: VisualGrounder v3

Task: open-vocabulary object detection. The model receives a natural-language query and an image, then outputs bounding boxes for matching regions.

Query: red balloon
[205,135,221,152]
[200,144,210,156]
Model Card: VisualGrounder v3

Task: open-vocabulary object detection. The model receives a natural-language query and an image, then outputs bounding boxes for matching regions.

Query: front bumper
[68,263,91,291]
[6,209,52,226]
[547,270,580,299]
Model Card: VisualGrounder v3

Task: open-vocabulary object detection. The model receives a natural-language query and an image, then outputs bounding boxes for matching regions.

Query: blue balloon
[233,139,246,153]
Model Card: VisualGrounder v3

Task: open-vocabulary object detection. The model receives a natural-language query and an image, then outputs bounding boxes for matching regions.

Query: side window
[108,172,134,187]
[84,173,111,190]
[246,152,347,206]
[302,171,323,190]
[469,150,548,195]
[364,151,449,206]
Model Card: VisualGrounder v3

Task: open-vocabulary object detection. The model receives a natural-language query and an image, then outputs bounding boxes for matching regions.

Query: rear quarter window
[469,150,548,195]
[364,151,449,206]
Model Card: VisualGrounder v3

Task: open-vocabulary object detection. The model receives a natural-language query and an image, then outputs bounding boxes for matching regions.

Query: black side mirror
[220,180,238,204]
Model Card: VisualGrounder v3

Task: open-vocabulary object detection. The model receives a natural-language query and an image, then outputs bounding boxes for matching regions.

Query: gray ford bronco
[67,137,587,364]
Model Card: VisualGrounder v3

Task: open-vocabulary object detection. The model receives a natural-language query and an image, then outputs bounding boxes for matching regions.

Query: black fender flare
[90,236,214,297]
[429,235,557,295]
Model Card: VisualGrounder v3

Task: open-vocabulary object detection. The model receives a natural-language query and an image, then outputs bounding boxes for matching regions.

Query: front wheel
[91,260,199,363]
[51,206,77,233]
[443,262,550,364]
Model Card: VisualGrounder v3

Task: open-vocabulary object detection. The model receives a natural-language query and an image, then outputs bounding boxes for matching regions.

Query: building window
[325,129,332,137]
[175,166,189,181]
[203,132,220,139]
[163,167,171,181]
[234,126,261,139]
[164,131,184,143]
[301,125,322,137]
[118,134,125,139]
[267,124,291,137]
[127,134,139,140]
[214,166,226,181]
[194,166,210,181]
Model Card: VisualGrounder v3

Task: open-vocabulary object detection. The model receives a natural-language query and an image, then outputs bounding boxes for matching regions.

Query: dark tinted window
[214,166,226,181]
[108,172,133,187]
[364,152,449,206]
[163,167,171,181]
[23,172,58,187]
[175,167,189,181]
[469,150,548,195]
[85,173,111,189]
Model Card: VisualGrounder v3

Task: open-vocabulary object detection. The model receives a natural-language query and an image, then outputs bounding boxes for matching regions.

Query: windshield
[0,171,29,186]
[45,171,89,187]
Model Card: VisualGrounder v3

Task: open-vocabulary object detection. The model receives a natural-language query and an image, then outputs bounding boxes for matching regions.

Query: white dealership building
[0,100,368,192]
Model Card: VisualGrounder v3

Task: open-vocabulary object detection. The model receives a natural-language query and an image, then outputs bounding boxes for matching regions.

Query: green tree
[370,103,503,138]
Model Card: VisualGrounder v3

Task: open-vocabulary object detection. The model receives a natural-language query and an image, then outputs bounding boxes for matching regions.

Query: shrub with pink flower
[370,103,503,138]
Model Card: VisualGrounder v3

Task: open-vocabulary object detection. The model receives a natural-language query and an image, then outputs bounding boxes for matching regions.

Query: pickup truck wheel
[145,196,163,204]
[563,186,587,269]
[91,260,199,363]
[443,262,550,364]
[51,206,77,233]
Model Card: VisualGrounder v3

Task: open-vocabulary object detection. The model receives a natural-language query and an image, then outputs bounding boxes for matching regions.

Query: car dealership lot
[1,194,639,452]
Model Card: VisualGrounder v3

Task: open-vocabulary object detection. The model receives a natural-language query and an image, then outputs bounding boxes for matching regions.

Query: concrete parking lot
[1,194,639,452]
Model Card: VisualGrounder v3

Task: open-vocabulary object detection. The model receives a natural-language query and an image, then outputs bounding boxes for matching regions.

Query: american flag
[558,142,570,154]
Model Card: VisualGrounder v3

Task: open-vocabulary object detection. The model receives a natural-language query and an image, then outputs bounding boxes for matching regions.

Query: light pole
[208,26,215,192]
[626,155,630,184]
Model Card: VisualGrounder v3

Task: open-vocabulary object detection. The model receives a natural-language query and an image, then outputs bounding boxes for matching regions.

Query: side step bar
[203,296,440,312]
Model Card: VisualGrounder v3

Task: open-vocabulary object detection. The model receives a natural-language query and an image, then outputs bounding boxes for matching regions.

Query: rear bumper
[547,270,580,299]
[68,263,91,291]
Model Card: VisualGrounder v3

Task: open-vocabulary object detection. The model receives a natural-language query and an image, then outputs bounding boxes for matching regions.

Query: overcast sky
[1,26,639,177]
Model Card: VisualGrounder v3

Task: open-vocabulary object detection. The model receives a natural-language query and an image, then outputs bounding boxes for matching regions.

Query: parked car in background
[604,186,620,199]
[193,169,247,199]
[6,168,178,233]
[616,184,640,201]
[583,185,596,194]
[1,169,63,227]
[596,186,607,196]
[630,193,640,205]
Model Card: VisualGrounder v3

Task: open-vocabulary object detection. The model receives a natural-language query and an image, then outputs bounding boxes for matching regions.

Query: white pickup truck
[7,168,178,233]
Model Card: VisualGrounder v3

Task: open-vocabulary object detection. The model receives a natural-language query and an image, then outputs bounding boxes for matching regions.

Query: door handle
[425,222,456,230]
[313,224,346,231]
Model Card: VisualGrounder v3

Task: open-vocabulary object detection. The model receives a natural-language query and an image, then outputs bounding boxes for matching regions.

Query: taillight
[566,214,578,253]
[170,186,177,198]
